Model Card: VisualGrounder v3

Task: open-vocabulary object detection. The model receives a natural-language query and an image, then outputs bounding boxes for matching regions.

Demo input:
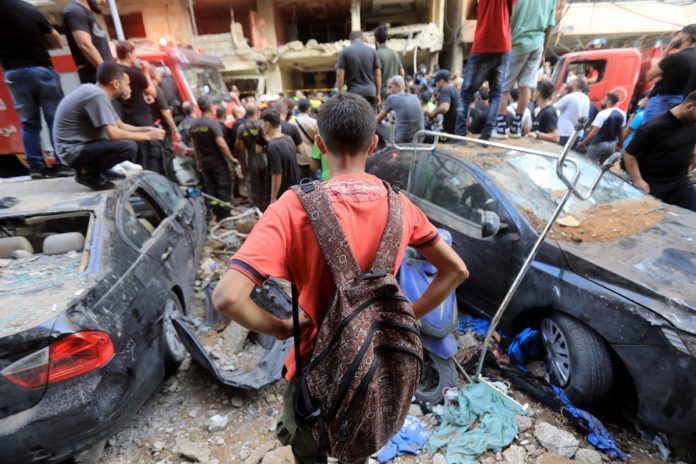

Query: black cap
[434,69,451,83]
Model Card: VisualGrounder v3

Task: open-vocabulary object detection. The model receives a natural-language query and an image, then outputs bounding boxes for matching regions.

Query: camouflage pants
[276,382,369,464]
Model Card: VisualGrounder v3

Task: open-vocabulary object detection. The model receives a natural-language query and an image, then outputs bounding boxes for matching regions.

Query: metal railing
[390,122,621,382]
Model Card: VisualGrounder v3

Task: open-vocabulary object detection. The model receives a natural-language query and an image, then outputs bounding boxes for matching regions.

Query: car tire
[541,312,613,405]
[162,292,186,376]
[415,352,457,405]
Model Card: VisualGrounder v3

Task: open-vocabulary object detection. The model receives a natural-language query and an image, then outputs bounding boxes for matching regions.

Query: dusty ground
[95,216,692,464]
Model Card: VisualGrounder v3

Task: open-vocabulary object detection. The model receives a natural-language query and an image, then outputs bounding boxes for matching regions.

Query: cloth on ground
[427,382,527,464]
[552,386,628,460]
[377,415,431,463]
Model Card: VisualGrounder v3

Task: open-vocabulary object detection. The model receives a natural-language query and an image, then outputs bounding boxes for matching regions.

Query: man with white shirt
[577,92,626,164]
[554,76,590,148]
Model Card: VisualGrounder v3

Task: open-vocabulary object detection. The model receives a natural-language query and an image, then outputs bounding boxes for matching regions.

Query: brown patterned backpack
[290,180,423,463]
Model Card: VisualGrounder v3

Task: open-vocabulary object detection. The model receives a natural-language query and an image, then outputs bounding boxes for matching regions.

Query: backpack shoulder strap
[291,181,361,287]
[371,181,404,273]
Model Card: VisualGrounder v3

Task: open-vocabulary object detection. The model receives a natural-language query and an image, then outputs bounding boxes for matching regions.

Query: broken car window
[420,155,498,225]
[145,175,184,214]
[121,189,165,248]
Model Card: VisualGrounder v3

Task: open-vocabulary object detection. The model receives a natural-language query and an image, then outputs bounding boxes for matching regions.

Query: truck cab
[551,48,643,112]
[0,45,227,175]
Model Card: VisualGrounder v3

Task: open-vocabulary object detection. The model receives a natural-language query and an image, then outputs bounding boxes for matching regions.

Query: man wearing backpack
[213,94,469,463]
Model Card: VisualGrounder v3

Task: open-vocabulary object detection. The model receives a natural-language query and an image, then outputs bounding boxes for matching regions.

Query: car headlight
[661,327,696,357]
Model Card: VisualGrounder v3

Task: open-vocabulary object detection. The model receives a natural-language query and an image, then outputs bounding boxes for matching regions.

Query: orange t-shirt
[230,173,439,380]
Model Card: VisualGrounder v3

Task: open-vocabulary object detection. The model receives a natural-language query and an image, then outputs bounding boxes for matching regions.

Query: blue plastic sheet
[552,386,628,460]
[508,328,543,370]
[508,328,627,460]
[378,415,431,463]
[457,315,491,337]
[427,382,528,464]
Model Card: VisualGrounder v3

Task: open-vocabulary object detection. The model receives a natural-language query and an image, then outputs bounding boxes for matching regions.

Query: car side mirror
[481,211,501,238]
[185,187,202,199]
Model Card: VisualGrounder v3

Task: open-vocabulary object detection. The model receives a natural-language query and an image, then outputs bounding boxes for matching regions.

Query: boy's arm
[213,270,301,339]
[412,240,469,319]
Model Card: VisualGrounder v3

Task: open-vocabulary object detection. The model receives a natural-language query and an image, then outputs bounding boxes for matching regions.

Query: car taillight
[1,331,114,389]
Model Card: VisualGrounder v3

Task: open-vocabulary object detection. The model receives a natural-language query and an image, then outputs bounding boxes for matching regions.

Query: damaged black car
[0,173,206,463]
[368,142,696,440]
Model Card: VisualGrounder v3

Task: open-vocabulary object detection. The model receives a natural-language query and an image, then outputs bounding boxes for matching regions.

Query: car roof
[0,173,144,218]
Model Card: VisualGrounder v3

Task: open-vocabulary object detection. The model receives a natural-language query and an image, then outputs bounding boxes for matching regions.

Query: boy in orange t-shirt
[213,93,468,463]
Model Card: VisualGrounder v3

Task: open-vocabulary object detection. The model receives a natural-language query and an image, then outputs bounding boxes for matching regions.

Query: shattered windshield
[179,66,229,103]
[485,154,645,222]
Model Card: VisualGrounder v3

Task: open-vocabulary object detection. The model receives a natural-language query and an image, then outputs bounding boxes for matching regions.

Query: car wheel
[415,352,457,404]
[541,312,613,405]
[162,292,186,376]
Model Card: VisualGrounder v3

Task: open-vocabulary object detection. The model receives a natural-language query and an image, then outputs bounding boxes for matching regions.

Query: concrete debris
[151,440,165,452]
[243,441,278,464]
[209,322,250,360]
[432,453,446,464]
[259,445,294,464]
[187,409,199,419]
[534,453,575,464]
[206,414,230,433]
[503,445,527,464]
[231,396,244,408]
[533,422,580,458]
[408,404,424,417]
[574,448,604,464]
[174,438,210,462]
[516,415,533,433]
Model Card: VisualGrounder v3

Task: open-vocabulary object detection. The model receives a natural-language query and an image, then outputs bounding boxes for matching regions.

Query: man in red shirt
[455,0,516,140]
[213,94,468,463]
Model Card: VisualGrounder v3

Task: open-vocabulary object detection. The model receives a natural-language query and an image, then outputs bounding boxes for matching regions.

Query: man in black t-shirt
[191,96,239,219]
[336,31,382,107]
[116,41,162,172]
[0,0,72,178]
[644,24,696,122]
[624,91,696,212]
[236,105,267,209]
[527,80,559,143]
[63,0,113,84]
[429,70,459,136]
[261,109,299,204]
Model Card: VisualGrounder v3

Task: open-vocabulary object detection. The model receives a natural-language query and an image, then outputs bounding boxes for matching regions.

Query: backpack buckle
[355,269,388,281]
[299,178,316,193]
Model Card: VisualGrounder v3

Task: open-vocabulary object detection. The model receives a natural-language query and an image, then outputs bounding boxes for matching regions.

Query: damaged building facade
[33,0,696,96]
[38,0,446,95]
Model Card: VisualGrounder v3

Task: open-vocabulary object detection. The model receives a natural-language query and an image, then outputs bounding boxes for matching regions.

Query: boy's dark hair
[683,24,696,42]
[115,41,135,60]
[537,79,555,100]
[318,93,375,156]
[433,69,451,83]
[298,98,311,113]
[261,108,281,128]
[605,92,620,106]
[479,88,490,101]
[216,106,226,120]
[374,25,388,44]
[197,95,212,113]
[97,61,125,85]
[510,88,519,102]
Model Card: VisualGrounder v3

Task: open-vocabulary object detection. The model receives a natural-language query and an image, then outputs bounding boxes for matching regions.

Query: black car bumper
[0,348,163,463]
[613,343,696,438]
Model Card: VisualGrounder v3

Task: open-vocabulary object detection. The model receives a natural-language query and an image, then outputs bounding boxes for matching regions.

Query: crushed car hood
[560,207,696,333]
[0,254,94,338]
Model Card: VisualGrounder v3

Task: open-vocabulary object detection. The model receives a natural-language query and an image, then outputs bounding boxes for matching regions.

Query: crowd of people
[1,0,696,213]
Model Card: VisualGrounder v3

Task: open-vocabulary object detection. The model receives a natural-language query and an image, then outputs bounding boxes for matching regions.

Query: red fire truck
[0,44,226,177]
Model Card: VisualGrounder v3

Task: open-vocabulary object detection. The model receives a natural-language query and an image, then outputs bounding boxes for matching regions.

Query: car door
[410,152,518,316]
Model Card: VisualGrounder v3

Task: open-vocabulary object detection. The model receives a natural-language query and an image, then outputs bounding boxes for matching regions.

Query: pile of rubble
[95,211,691,464]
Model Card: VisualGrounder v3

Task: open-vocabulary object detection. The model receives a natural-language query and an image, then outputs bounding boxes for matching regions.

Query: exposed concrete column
[256,0,278,48]
[430,0,446,33]
[442,0,466,73]
[350,0,361,32]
